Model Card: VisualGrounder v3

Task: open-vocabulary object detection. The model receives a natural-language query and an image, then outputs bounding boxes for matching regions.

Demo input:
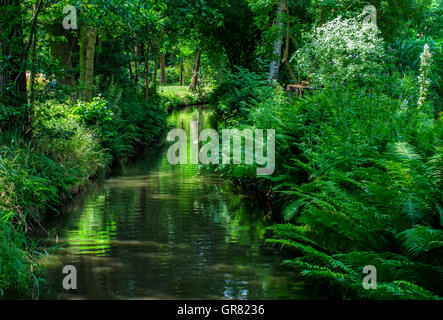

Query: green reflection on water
[64,194,116,256]
[38,106,316,300]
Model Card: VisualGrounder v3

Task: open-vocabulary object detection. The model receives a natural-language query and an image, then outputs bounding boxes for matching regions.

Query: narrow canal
[37,107,316,300]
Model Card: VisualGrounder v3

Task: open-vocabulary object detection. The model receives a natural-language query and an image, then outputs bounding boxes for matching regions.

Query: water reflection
[38,106,315,300]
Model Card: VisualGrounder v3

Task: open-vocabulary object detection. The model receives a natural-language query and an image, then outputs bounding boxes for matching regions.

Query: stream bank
[35,106,320,300]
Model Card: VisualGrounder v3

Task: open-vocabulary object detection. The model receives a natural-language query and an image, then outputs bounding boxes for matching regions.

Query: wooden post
[287,82,313,101]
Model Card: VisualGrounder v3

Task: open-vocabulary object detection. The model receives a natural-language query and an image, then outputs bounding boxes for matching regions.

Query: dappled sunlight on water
[37,107,317,300]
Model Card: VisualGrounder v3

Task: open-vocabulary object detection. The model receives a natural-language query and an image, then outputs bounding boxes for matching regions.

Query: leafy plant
[293,15,386,88]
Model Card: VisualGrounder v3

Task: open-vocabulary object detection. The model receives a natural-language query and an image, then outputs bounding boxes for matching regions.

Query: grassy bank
[0,91,168,297]
[158,84,212,112]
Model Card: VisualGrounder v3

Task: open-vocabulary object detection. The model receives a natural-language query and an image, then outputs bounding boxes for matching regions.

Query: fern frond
[397,226,443,257]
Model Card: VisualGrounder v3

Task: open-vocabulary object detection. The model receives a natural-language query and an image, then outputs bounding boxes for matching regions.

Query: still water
[38,107,315,300]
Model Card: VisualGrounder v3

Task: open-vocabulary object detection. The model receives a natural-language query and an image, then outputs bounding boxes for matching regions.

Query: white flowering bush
[417,44,433,109]
[293,15,386,88]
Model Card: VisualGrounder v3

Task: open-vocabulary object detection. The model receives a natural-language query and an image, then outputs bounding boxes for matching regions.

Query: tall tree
[145,42,150,101]
[269,1,285,80]
[45,22,77,87]
[135,44,144,84]
[281,0,297,83]
[160,52,166,85]
[1,0,28,109]
[79,26,97,101]
[179,56,183,86]
[152,44,159,94]
[188,51,201,91]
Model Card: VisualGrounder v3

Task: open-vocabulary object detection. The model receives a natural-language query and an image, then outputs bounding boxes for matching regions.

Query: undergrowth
[207,21,443,298]
[0,86,167,297]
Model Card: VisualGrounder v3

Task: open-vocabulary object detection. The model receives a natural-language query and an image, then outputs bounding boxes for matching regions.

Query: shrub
[267,141,443,299]
[262,83,443,299]
[0,126,108,297]
[294,15,386,88]
[208,67,443,299]
[209,67,270,126]
[165,65,180,84]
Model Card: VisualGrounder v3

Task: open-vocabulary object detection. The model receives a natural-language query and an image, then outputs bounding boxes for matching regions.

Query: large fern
[268,141,443,299]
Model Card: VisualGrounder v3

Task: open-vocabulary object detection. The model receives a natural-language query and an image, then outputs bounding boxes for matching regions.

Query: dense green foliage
[294,15,385,88]
[1,0,442,300]
[263,88,443,299]
[1,0,212,297]
[208,8,443,299]
[0,89,167,295]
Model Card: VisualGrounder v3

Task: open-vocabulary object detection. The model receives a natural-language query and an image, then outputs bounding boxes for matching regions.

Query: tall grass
[0,125,108,297]
[0,223,35,297]
[0,88,167,297]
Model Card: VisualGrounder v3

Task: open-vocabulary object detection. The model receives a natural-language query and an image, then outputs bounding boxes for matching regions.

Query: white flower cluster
[294,15,385,88]
[417,44,433,109]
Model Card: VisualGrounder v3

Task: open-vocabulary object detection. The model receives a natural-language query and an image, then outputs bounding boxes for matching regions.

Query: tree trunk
[269,1,285,81]
[160,52,166,85]
[282,0,297,83]
[46,21,76,86]
[28,2,41,133]
[134,61,138,84]
[135,44,143,84]
[179,57,183,86]
[188,52,201,91]
[145,43,149,101]
[128,60,134,80]
[30,25,38,109]
[1,0,27,109]
[79,26,97,101]
[153,49,158,95]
